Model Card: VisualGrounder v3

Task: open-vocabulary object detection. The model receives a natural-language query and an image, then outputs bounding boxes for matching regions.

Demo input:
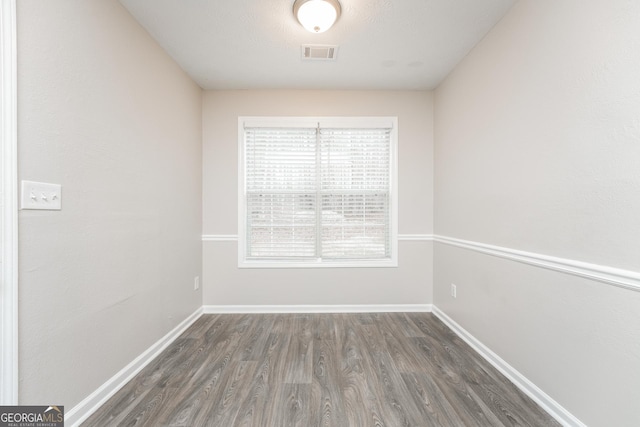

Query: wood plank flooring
[82,313,560,426]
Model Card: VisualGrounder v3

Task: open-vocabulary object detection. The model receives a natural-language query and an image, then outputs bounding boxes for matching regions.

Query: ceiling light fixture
[293,0,341,34]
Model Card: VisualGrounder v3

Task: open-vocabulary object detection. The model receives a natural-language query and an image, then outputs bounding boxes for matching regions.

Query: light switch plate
[21,180,62,210]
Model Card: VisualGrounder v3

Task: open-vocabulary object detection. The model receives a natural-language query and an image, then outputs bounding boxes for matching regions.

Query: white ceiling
[119,0,517,90]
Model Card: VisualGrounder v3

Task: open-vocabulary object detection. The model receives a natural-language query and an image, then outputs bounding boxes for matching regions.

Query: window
[238,117,398,268]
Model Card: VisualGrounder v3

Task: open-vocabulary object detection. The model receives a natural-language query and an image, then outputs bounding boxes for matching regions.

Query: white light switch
[21,181,62,210]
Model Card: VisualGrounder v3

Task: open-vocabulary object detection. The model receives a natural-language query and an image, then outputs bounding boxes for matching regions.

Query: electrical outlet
[451,283,457,298]
[194,276,200,290]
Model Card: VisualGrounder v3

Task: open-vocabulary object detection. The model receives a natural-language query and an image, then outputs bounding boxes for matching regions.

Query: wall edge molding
[202,234,434,242]
[0,0,18,405]
[432,306,586,427]
[203,304,433,314]
[65,307,203,426]
[434,234,640,292]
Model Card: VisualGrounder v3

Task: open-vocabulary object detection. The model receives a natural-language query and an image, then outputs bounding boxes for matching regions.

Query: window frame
[238,116,398,268]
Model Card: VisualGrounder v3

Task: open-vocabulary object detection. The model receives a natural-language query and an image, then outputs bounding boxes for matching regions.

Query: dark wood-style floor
[82,313,559,426]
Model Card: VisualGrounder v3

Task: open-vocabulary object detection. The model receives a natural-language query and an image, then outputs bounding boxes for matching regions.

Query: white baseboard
[65,307,203,427]
[65,304,429,425]
[203,304,432,314]
[68,304,583,426]
[431,306,585,427]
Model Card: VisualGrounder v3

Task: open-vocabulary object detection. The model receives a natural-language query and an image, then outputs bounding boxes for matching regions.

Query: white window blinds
[245,127,317,258]
[240,117,397,267]
[320,128,391,259]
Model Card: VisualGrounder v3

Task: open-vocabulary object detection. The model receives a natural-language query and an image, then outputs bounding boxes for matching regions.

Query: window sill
[238,259,398,269]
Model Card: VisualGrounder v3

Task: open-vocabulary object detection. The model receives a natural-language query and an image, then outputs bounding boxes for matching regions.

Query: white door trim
[0,0,19,405]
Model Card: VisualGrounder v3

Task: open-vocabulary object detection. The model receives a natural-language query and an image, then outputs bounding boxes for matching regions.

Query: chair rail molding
[434,235,640,292]
[202,234,238,241]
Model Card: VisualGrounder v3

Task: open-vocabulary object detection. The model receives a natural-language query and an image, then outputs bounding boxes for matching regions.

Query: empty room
[1,0,638,426]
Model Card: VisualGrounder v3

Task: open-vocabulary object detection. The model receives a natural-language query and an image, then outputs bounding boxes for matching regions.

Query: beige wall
[17,0,202,408]
[434,1,640,425]
[203,90,433,305]
[17,1,638,424]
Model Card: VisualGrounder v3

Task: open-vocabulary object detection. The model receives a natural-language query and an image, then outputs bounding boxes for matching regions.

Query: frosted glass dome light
[294,0,341,33]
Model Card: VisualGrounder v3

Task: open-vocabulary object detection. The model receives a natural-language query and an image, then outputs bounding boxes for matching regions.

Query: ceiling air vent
[302,45,338,61]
